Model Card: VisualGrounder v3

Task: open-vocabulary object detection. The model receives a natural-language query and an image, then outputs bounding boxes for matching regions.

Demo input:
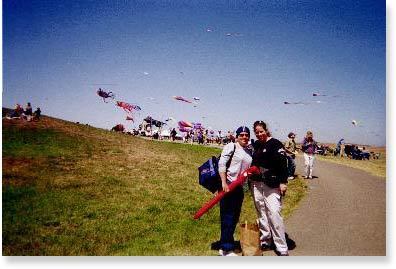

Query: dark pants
[219,185,244,251]
[286,155,296,177]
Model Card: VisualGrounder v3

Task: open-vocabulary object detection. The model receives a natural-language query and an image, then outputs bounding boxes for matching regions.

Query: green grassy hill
[2,114,307,255]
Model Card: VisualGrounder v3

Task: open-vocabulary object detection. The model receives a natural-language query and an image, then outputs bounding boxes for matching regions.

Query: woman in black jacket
[250,120,289,256]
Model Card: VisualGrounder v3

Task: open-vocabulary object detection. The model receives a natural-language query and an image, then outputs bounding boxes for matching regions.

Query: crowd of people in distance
[5,102,41,122]
[334,140,373,160]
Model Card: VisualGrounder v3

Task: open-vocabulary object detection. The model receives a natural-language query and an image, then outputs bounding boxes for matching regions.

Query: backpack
[198,143,236,193]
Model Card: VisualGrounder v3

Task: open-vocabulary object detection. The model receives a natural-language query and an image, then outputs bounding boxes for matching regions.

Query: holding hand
[279,183,287,196]
[222,181,230,192]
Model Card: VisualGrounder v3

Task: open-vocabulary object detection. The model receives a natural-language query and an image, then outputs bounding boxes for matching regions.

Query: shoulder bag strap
[225,143,236,169]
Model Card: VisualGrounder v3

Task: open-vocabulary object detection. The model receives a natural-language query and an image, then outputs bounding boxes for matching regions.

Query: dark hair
[253,120,271,136]
[288,132,295,138]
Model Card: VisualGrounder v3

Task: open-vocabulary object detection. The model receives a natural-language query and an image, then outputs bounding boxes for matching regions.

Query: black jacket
[251,138,288,188]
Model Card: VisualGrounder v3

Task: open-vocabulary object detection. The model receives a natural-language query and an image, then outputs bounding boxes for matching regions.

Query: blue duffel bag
[198,144,235,193]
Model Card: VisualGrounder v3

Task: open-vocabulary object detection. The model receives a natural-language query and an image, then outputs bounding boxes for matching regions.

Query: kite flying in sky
[225,32,242,37]
[116,101,141,113]
[313,92,341,98]
[283,101,307,105]
[178,120,193,128]
[284,100,324,105]
[97,88,115,103]
[173,96,193,104]
[351,120,365,127]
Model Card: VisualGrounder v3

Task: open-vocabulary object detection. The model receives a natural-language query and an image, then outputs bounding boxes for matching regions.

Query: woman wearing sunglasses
[217,126,253,256]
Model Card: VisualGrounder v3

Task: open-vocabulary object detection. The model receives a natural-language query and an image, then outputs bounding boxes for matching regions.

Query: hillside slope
[2,114,306,255]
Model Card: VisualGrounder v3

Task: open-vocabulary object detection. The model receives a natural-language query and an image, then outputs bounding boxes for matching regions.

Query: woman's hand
[222,181,230,192]
[279,183,287,196]
[219,171,229,192]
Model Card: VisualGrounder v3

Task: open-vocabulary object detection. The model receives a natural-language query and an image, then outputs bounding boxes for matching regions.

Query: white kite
[351,120,364,127]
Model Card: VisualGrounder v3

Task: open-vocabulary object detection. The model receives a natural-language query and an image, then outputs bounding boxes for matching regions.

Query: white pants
[304,153,315,178]
[250,181,288,252]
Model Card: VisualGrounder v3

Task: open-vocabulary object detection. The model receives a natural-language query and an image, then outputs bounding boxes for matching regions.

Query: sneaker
[287,176,294,180]
[219,249,238,256]
[225,251,238,256]
[308,176,313,179]
[275,250,289,256]
[260,243,273,251]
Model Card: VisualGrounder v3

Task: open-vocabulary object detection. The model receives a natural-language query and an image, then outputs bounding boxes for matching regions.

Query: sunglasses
[238,133,250,137]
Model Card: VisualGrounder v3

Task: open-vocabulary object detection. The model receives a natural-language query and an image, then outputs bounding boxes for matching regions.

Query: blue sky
[2,0,386,146]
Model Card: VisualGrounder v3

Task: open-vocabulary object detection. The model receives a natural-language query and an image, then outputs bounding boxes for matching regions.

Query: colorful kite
[116,101,141,113]
[179,127,193,133]
[178,120,193,128]
[193,122,203,130]
[144,116,165,128]
[97,88,115,103]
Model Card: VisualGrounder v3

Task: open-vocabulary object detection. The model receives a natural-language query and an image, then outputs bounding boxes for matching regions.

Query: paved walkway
[284,157,386,255]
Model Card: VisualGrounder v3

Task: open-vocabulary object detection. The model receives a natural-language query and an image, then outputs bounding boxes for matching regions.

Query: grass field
[2,115,308,256]
[316,152,386,178]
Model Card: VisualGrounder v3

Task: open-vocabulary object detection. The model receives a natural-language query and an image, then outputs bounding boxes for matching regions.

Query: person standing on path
[217,126,253,256]
[301,131,318,179]
[284,132,297,180]
[250,121,289,256]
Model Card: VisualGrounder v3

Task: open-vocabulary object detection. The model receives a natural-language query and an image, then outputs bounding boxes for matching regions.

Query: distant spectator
[24,102,33,116]
[33,107,41,121]
[361,147,370,160]
[284,132,297,180]
[11,104,24,118]
[153,131,159,140]
[23,102,33,121]
[302,131,318,179]
[335,139,345,157]
[197,130,204,144]
[171,128,177,141]
[217,130,222,144]
[111,123,124,132]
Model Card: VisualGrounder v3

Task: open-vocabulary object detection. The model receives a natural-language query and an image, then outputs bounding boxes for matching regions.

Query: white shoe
[219,249,238,256]
[287,176,294,180]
